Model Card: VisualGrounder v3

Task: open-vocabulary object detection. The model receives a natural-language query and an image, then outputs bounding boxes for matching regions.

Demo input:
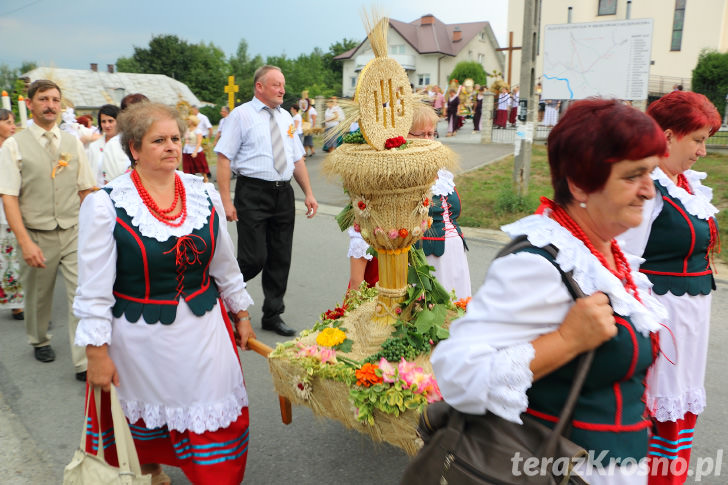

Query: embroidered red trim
[639,268,713,277]
[616,317,639,382]
[116,217,150,299]
[163,234,207,299]
[184,280,210,300]
[526,408,652,432]
[613,382,623,427]
[113,291,177,305]
[201,206,217,287]
[662,196,695,273]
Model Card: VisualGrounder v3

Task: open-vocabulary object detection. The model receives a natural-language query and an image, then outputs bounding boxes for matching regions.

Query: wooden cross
[224,76,239,111]
[496,31,522,87]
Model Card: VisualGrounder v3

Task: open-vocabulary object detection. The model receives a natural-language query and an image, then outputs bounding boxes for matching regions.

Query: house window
[671,0,686,51]
[418,74,430,86]
[351,76,357,88]
[389,44,405,55]
[597,0,617,15]
[479,31,486,41]
[478,54,485,64]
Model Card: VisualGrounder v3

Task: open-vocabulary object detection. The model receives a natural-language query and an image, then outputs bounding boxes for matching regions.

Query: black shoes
[34,345,55,363]
[11,311,24,320]
[75,371,87,382]
[262,318,296,337]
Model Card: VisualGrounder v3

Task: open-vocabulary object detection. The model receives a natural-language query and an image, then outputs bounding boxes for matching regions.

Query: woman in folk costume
[182,115,210,182]
[508,85,520,126]
[74,102,255,485]
[445,86,460,136]
[87,104,120,186]
[471,86,484,133]
[299,91,317,157]
[621,91,722,485]
[494,86,510,128]
[543,99,561,127]
[412,105,471,299]
[0,109,24,320]
[431,99,668,484]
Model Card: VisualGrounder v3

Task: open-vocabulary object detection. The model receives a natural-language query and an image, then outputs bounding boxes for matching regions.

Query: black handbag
[401,238,593,485]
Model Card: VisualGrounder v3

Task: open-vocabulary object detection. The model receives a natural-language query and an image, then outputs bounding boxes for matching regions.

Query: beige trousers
[20,225,87,371]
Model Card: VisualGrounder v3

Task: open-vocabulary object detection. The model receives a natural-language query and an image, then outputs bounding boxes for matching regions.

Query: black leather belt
[237,175,290,188]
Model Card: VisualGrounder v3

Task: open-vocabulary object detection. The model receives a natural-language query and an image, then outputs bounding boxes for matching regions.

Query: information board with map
[541,18,653,100]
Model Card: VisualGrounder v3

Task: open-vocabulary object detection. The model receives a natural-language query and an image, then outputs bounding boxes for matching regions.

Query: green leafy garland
[273,249,466,423]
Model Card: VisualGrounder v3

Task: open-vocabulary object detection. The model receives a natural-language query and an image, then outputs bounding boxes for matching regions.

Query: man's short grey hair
[254,65,282,85]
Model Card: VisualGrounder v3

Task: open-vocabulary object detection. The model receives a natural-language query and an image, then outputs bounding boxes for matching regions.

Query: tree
[11,78,26,120]
[19,61,37,74]
[0,61,36,93]
[448,61,488,87]
[0,64,15,92]
[116,34,228,102]
[322,38,358,94]
[228,39,264,105]
[692,49,728,120]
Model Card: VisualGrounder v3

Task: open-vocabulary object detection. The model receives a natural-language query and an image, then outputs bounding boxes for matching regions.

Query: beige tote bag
[63,385,151,484]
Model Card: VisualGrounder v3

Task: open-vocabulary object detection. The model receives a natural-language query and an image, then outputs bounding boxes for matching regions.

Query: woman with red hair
[431,99,668,483]
[621,91,722,485]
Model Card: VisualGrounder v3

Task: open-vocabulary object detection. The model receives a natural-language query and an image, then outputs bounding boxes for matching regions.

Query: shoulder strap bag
[401,236,593,485]
[63,384,151,485]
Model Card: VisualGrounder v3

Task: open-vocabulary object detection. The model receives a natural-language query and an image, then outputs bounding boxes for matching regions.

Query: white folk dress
[621,167,717,422]
[74,172,253,434]
[423,169,471,299]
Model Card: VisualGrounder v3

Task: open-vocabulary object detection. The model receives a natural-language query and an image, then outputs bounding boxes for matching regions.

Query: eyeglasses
[408,131,436,139]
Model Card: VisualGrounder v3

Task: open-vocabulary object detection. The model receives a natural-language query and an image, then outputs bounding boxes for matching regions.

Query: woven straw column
[373,248,409,325]
[323,141,457,328]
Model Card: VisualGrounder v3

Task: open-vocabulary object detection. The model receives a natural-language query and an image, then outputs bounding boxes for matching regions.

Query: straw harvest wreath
[266,12,465,455]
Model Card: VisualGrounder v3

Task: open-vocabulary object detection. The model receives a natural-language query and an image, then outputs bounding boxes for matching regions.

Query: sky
[0,0,508,71]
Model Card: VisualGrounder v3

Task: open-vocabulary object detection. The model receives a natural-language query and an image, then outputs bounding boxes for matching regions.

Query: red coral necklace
[131,170,187,227]
[540,197,641,302]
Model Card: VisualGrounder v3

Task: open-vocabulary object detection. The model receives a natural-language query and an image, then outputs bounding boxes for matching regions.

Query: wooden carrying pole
[247,338,293,424]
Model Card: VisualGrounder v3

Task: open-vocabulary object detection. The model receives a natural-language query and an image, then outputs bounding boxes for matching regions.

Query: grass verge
[456,145,728,262]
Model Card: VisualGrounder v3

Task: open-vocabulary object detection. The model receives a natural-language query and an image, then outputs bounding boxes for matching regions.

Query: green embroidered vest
[104,187,220,324]
[522,247,655,462]
[640,181,716,295]
[416,190,467,257]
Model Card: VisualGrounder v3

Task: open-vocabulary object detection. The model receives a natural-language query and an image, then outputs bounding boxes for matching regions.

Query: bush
[692,49,728,120]
[494,186,534,215]
[448,61,488,87]
[200,105,221,125]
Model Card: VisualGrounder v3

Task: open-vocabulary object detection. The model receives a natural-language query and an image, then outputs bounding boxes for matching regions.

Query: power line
[0,0,45,17]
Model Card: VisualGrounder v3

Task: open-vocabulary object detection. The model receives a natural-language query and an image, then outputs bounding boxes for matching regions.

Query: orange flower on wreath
[454,296,472,310]
[355,362,383,387]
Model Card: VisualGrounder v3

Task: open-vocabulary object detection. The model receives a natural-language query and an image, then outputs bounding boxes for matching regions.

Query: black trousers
[234,176,295,322]
[472,107,482,131]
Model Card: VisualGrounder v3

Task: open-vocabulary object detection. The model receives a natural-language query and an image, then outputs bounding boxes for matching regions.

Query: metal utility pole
[513,0,542,196]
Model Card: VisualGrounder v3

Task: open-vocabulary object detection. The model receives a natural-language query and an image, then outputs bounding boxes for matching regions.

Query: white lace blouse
[74,171,253,346]
[431,213,665,422]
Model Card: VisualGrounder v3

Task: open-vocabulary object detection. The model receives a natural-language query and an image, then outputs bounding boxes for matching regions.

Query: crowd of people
[0,67,722,484]
[415,80,562,137]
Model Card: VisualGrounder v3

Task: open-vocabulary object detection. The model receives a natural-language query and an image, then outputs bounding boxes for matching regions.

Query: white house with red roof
[335,14,504,97]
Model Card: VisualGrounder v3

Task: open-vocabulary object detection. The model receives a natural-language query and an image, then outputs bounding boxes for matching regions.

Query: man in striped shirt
[215,65,318,337]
